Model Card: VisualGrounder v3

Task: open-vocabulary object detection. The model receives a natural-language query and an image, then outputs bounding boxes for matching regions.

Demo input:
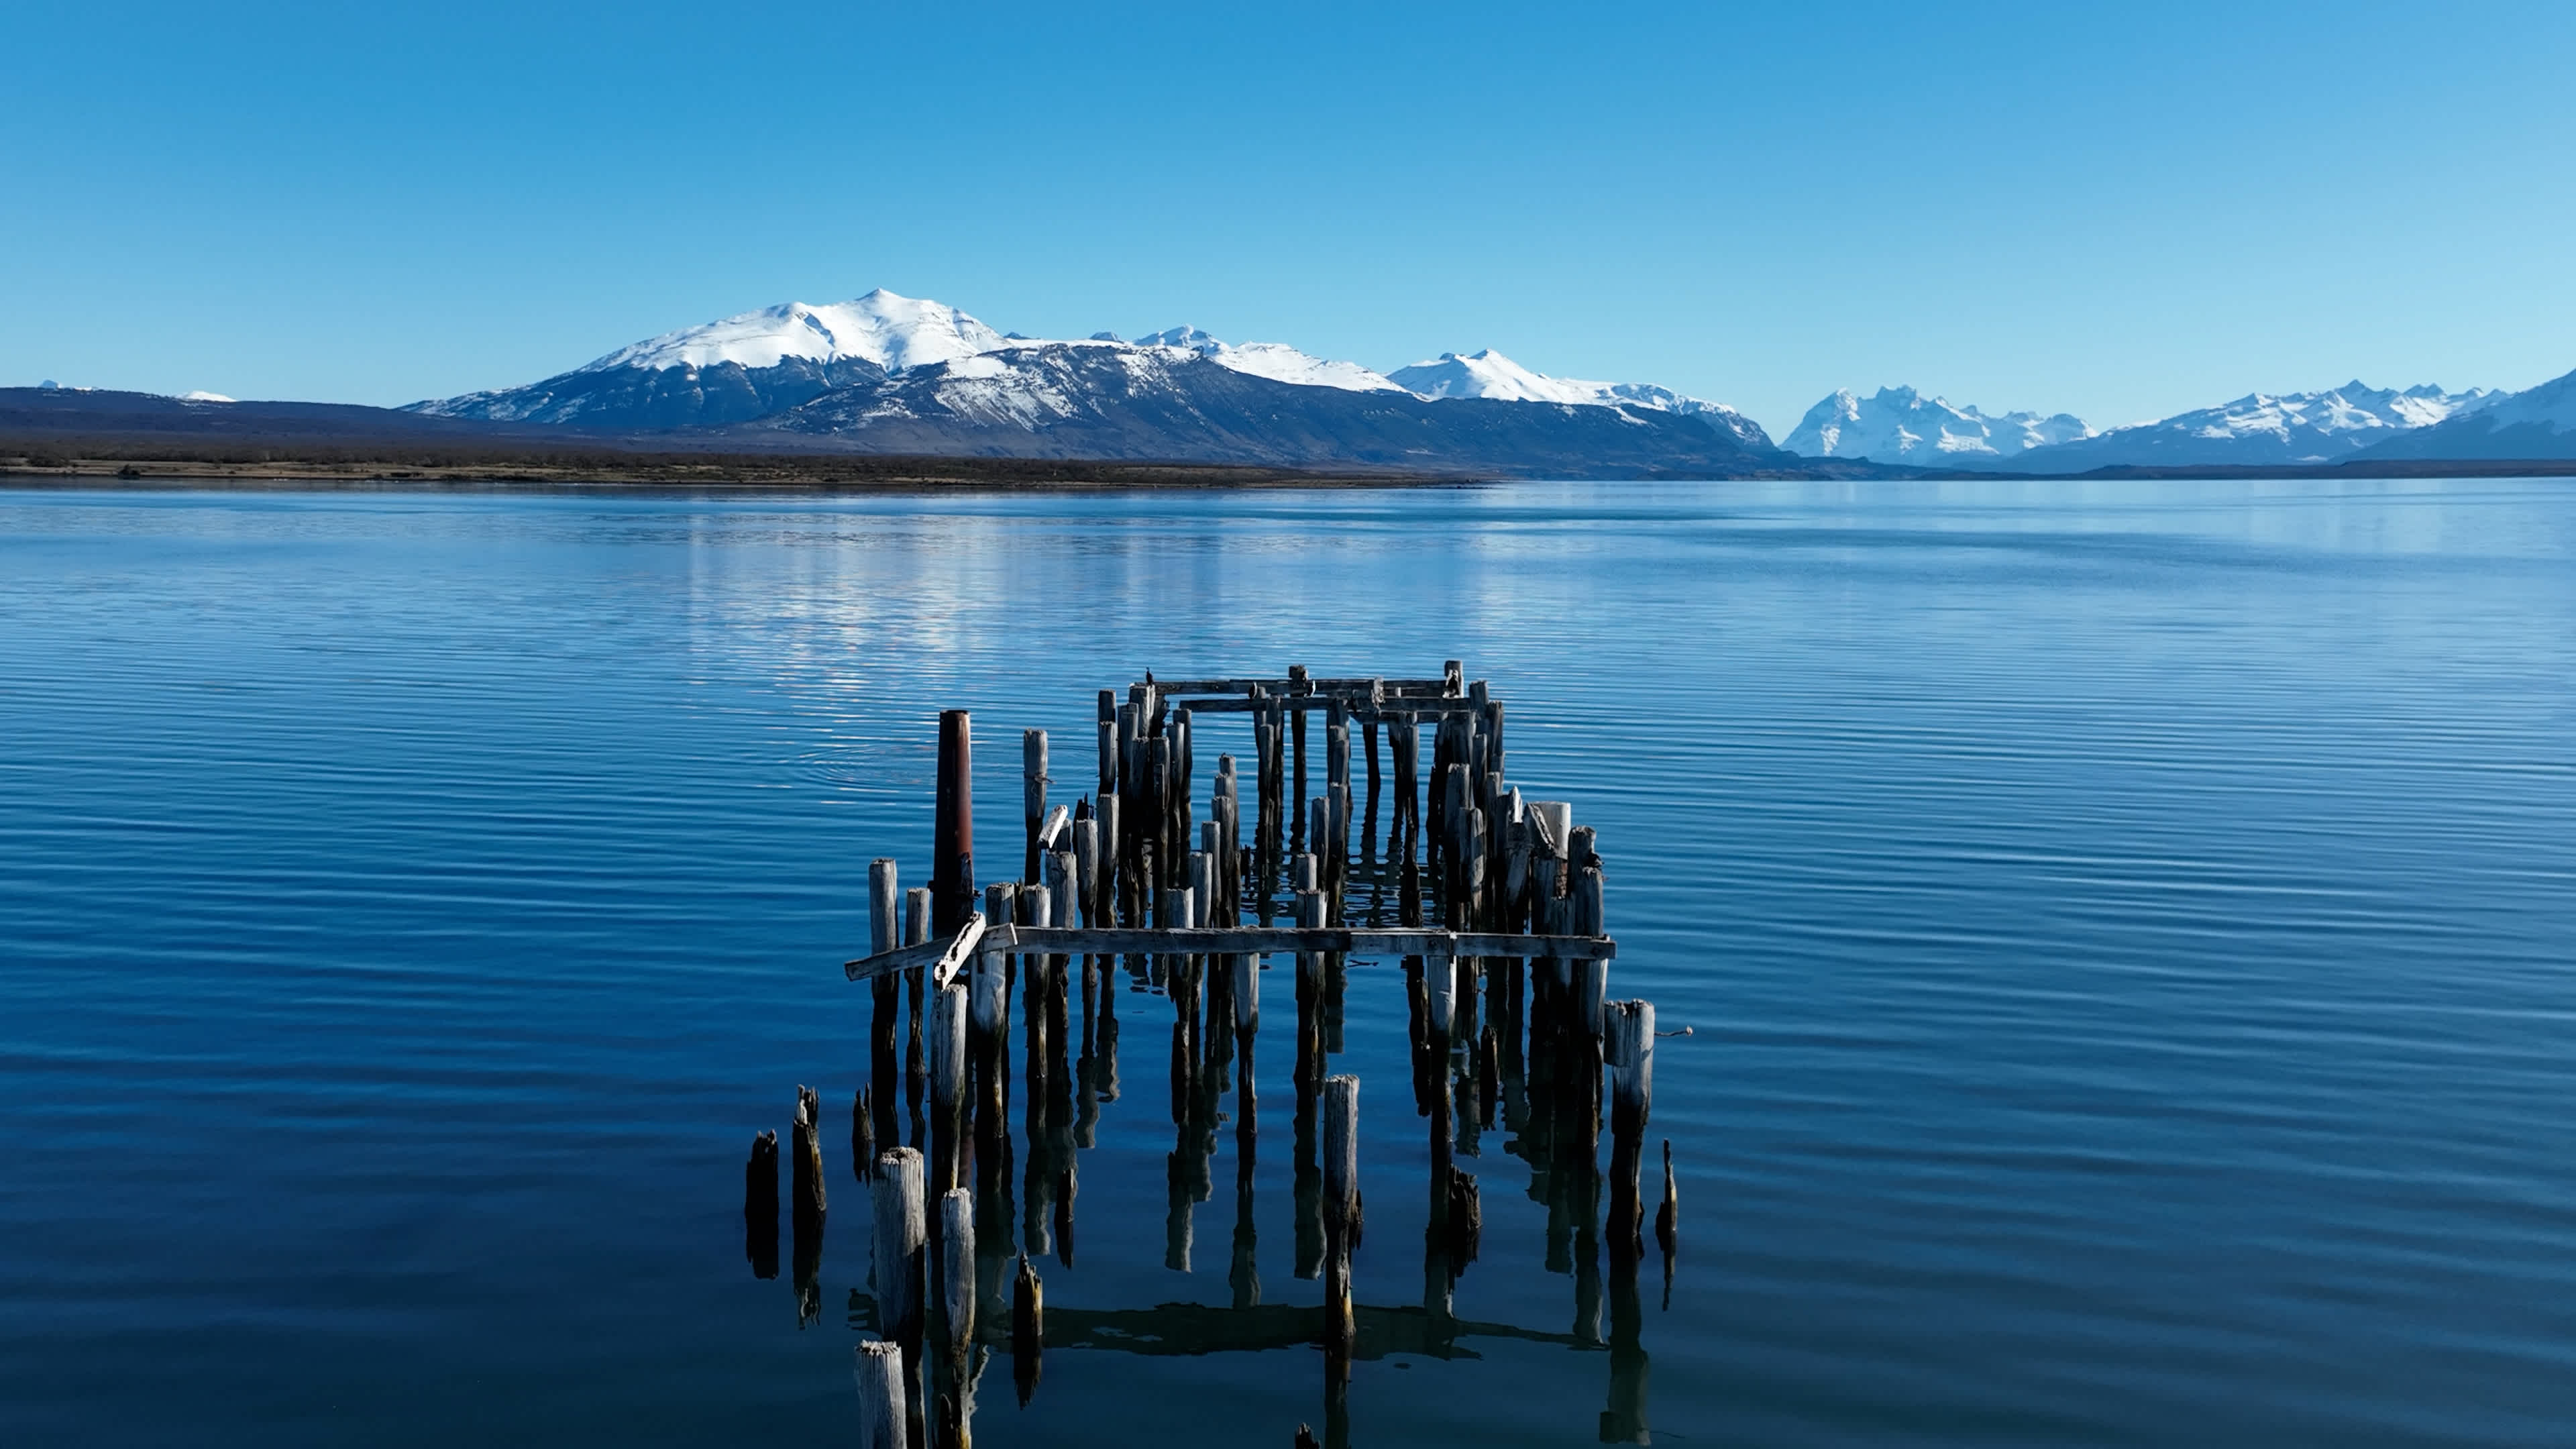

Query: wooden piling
[745,1128,780,1279]
[1097,690,1118,795]
[1012,1252,1044,1404]
[1095,794,1122,925]
[939,1187,975,1352]
[871,1146,926,1348]
[1322,1073,1360,1358]
[851,1086,874,1185]
[934,710,975,934]
[792,1083,826,1228]
[1606,1000,1654,1254]
[1232,949,1258,1039]
[1289,665,1309,855]
[1024,729,1049,884]
[1446,1165,1481,1271]
[1476,1018,1504,1128]
[1071,818,1102,928]
[851,1340,907,1449]
[928,982,967,1193]
[870,859,901,1144]
[1656,1138,1678,1257]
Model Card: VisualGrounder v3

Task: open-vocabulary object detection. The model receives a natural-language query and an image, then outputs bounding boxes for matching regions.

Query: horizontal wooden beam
[847,920,1611,979]
[1144,676,1455,696]
[1174,695,1483,717]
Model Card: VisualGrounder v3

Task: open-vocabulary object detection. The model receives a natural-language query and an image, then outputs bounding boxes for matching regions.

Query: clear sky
[5,0,2573,437]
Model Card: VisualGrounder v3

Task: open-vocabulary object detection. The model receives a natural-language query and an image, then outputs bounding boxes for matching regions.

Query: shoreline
[3,451,2571,493]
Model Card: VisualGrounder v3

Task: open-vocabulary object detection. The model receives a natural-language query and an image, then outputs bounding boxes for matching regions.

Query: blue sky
[5,0,2572,435]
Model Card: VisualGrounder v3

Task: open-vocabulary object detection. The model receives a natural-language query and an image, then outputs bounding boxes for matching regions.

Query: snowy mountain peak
[1784,386,2091,464]
[582,288,1010,376]
[1997,379,2499,471]
[1387,350,1771,447]
[1131,326,1403,394]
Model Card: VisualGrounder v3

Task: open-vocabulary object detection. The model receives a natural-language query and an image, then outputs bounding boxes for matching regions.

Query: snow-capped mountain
[594,291,1008,374]
[405,288,1786,470]
[1783,386,2091,465]
[1387,350,1772,450]
[1128,327,1403,393]
[727,341,1784,476]
[2351,366,2576,460]
[2004,381,2497,471]
[411,289,1018,428]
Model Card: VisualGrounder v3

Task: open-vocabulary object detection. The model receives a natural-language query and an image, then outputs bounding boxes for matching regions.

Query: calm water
[2,478,2573,1446]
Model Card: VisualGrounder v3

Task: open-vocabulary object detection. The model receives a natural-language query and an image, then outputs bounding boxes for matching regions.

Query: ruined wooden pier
[753,661,1670,1447]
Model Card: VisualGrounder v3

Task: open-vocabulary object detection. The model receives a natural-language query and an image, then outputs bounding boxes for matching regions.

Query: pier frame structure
[833,661,1664,1448]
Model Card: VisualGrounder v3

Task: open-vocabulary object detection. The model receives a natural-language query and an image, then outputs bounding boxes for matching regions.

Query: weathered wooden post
[1446,1165,1481,1272]
[1012,1253,1044,1405]
[1071,817,1102,929]
[851,1340,906,1449]
[933,710,975,934]
[1216,755,1241,914]
[1296,888,1326,1089]
[745,1128,780,1279]
[1322,1073,1360,1362]
[939,1187,975,1354]
[851,1086,874,1186]
[928,981,967,1195]
[871,1146,926,1349]
[869,859,901,1151]
[1024,729,1049,884]
[1289,665,1309,855]
[1656,1138,1679,1258]
[792,1083,826,1230]
[1574,867,1609,1038]
[1097,689,1118,794]
[906,885,932,1126]
[1605,999,1654,1256]
[1095,793,1122,926]
[1477,1022,1501,1130]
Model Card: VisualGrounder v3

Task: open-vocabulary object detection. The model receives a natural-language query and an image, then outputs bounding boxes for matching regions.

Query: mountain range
[407,289,1794,477]
[15,284,2576,477]
[1784,387,2092,466]
[1790,376,2576,471]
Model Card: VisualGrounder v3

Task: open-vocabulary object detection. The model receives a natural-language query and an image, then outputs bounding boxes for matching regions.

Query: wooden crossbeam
[1173,695,1483,717]
[847,919,1611,981]
[1145,676,1455,696]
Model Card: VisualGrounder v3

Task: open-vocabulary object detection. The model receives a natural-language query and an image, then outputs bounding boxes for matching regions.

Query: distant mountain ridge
[403,288,1793,476]
[1386,350,1770,450]
[2350,368,2576,461]
[1776,376,2576,470]
[1783,386,2091,465]
[2000,381,2499,470]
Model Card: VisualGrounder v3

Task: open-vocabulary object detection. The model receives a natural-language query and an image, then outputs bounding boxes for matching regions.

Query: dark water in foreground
[2,478,2573,1446]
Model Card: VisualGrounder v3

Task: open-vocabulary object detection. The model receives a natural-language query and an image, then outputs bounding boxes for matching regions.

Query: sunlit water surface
[2,478,2572,1446]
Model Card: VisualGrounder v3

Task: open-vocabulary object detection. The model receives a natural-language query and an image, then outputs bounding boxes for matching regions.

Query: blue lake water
[1,478,2572,1446]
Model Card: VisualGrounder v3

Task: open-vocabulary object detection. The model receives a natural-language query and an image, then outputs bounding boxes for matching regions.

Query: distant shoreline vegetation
[3,439,2569,491]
